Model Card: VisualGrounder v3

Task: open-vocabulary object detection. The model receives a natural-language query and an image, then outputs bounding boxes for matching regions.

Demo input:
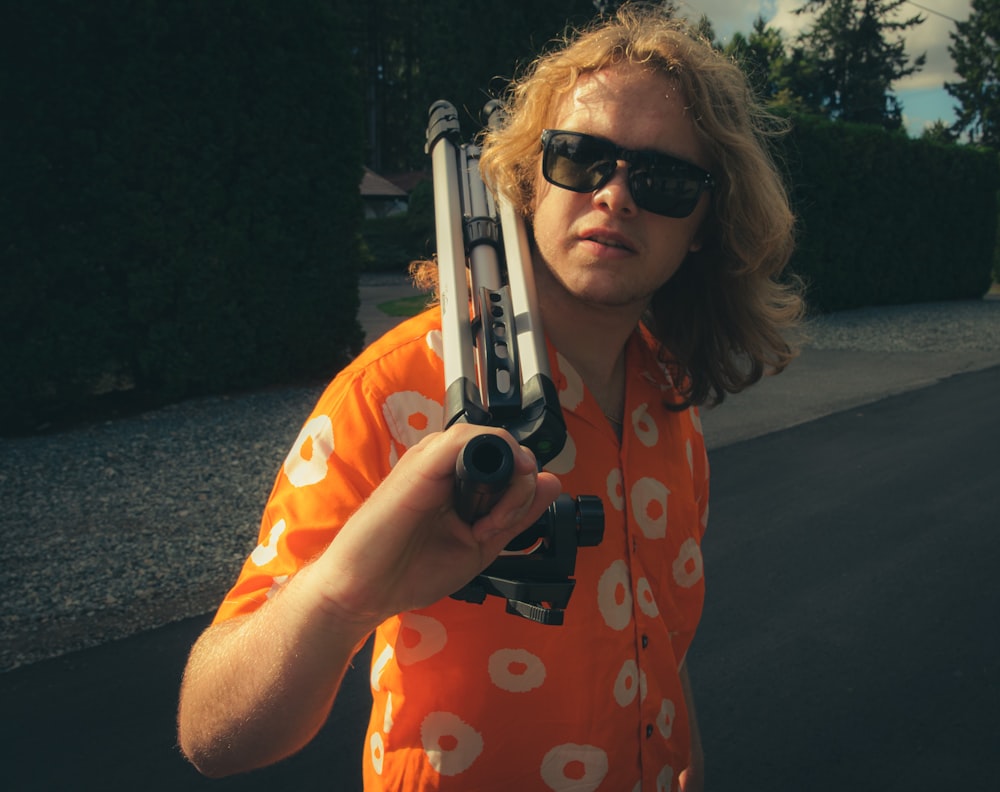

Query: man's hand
[307,423,562,629]
[678,663,705,792]
[679,761,704,792]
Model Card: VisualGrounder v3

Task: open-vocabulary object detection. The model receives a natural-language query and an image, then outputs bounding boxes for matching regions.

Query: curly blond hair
[473,5,804,408]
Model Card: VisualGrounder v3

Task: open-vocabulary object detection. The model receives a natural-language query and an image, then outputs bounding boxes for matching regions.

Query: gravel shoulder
[2,295,998,671]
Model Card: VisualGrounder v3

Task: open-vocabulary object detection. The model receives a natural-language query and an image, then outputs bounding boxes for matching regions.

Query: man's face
[530,65,712,314]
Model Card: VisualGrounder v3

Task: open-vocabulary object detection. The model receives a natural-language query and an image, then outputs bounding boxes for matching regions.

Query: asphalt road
[3,365,998,791]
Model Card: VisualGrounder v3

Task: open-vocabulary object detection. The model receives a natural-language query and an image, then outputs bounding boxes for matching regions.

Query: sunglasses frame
[540,129,715,219]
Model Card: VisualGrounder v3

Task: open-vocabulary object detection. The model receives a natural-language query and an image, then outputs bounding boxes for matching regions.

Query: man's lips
[578,228,637,254]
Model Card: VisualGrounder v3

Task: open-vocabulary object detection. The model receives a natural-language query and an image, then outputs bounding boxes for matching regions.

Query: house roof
[360,167,408,198]
[384,171,430,193]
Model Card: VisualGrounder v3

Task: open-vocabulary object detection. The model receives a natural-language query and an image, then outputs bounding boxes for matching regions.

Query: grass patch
[377,295,432,317]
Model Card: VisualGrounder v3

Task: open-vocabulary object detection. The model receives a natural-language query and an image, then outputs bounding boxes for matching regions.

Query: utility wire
[902,0,963,25]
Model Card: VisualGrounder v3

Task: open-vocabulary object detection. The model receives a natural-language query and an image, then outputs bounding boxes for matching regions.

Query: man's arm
[177,425,560,777]
[177,566,370,777]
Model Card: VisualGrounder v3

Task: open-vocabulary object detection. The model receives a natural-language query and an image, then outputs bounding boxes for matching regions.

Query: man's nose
[592,162,637,215]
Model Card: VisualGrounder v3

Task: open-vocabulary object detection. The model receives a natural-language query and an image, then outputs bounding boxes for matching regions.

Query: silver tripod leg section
[497,196,550,386]
[460,144,503,296]
[429,124,477,410]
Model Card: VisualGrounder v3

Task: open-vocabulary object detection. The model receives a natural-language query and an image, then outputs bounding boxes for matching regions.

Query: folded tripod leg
[425,101,603,625]
[426,100,566,473]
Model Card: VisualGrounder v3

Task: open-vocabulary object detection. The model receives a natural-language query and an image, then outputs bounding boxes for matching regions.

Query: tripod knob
[575,495,605,547]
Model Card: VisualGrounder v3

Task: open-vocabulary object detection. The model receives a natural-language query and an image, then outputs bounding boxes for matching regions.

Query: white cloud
[893,0,972,91]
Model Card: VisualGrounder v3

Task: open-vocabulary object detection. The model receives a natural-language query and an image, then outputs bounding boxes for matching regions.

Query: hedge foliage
[2,1,998,434]
[0,0,365,433]
[783,115,999,312]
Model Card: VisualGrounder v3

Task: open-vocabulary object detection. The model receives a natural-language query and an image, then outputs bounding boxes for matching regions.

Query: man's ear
[688,225,707,254]
[688,211,718,255]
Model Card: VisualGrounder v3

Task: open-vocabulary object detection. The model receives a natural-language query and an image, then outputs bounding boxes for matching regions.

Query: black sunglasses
[540,129,715,219]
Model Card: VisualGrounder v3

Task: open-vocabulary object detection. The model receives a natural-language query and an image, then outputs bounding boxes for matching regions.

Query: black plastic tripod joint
[425,100,461,153]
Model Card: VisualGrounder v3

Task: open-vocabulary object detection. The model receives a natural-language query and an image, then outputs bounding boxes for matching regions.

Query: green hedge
[784,115,999,312]
[3,4,998,434]
[0,0,365,433]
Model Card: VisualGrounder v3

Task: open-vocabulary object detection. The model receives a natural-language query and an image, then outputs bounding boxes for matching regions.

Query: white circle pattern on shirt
[672,537,704,588]
[540,743,609,792]
[370,644,393,692]
[688,405,703,435]
[382,390,442,450]
[396,612,447,665]
[488,648,546,692]
[636,576,660,618]
[420,711,484,776]
[283,414,334,487]
[555,352,585,410]
[383,692,394,733]
[632,402,659,447]
[250,519,286,567]
[597,559,633,631]
[426,329,444,359]
[606,468,624,511]
[545,429,577,475]
[613,658,640,706]
[656,698,676,740]
[370,731,385,775]
[631,476,670,539]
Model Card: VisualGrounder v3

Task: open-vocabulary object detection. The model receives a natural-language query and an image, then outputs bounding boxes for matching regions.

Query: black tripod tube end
[455,434,515,523]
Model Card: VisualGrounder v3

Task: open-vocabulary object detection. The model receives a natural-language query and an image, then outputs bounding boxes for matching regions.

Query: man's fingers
[473,470,561,544]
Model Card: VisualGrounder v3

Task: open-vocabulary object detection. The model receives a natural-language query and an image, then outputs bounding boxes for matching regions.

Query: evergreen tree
[920,118,957,144]
[946,0,999,149]
[792,0,926,129]
[349,0,597,173]
[594,1,678,18]
[725,16,791,103]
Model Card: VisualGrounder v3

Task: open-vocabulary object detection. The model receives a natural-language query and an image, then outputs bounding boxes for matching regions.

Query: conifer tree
[792,0,926,129]
[946,0,999,149]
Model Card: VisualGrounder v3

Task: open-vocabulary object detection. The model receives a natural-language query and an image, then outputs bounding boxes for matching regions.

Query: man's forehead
[546,64,707,168]
[556,66,683,116]
[549,66,688,129]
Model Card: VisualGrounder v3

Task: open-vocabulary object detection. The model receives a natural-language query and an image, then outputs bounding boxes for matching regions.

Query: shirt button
[646,724,654,738]
[641,635,649,648]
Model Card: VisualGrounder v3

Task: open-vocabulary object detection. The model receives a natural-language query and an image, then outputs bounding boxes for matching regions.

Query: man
[178,8,803,791]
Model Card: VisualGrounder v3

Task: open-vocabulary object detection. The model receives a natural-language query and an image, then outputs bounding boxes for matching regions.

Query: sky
[674,0,974,136]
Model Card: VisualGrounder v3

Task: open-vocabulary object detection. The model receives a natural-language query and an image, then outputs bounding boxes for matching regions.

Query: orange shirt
[215,308,710,791]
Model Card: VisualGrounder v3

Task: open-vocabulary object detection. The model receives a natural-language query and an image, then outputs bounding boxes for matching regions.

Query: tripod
[425,100,604,626]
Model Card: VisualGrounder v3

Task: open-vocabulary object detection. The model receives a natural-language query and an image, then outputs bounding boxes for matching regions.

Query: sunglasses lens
[543,132,616,192]
[630,168,702,218]
[542,130,711,219]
